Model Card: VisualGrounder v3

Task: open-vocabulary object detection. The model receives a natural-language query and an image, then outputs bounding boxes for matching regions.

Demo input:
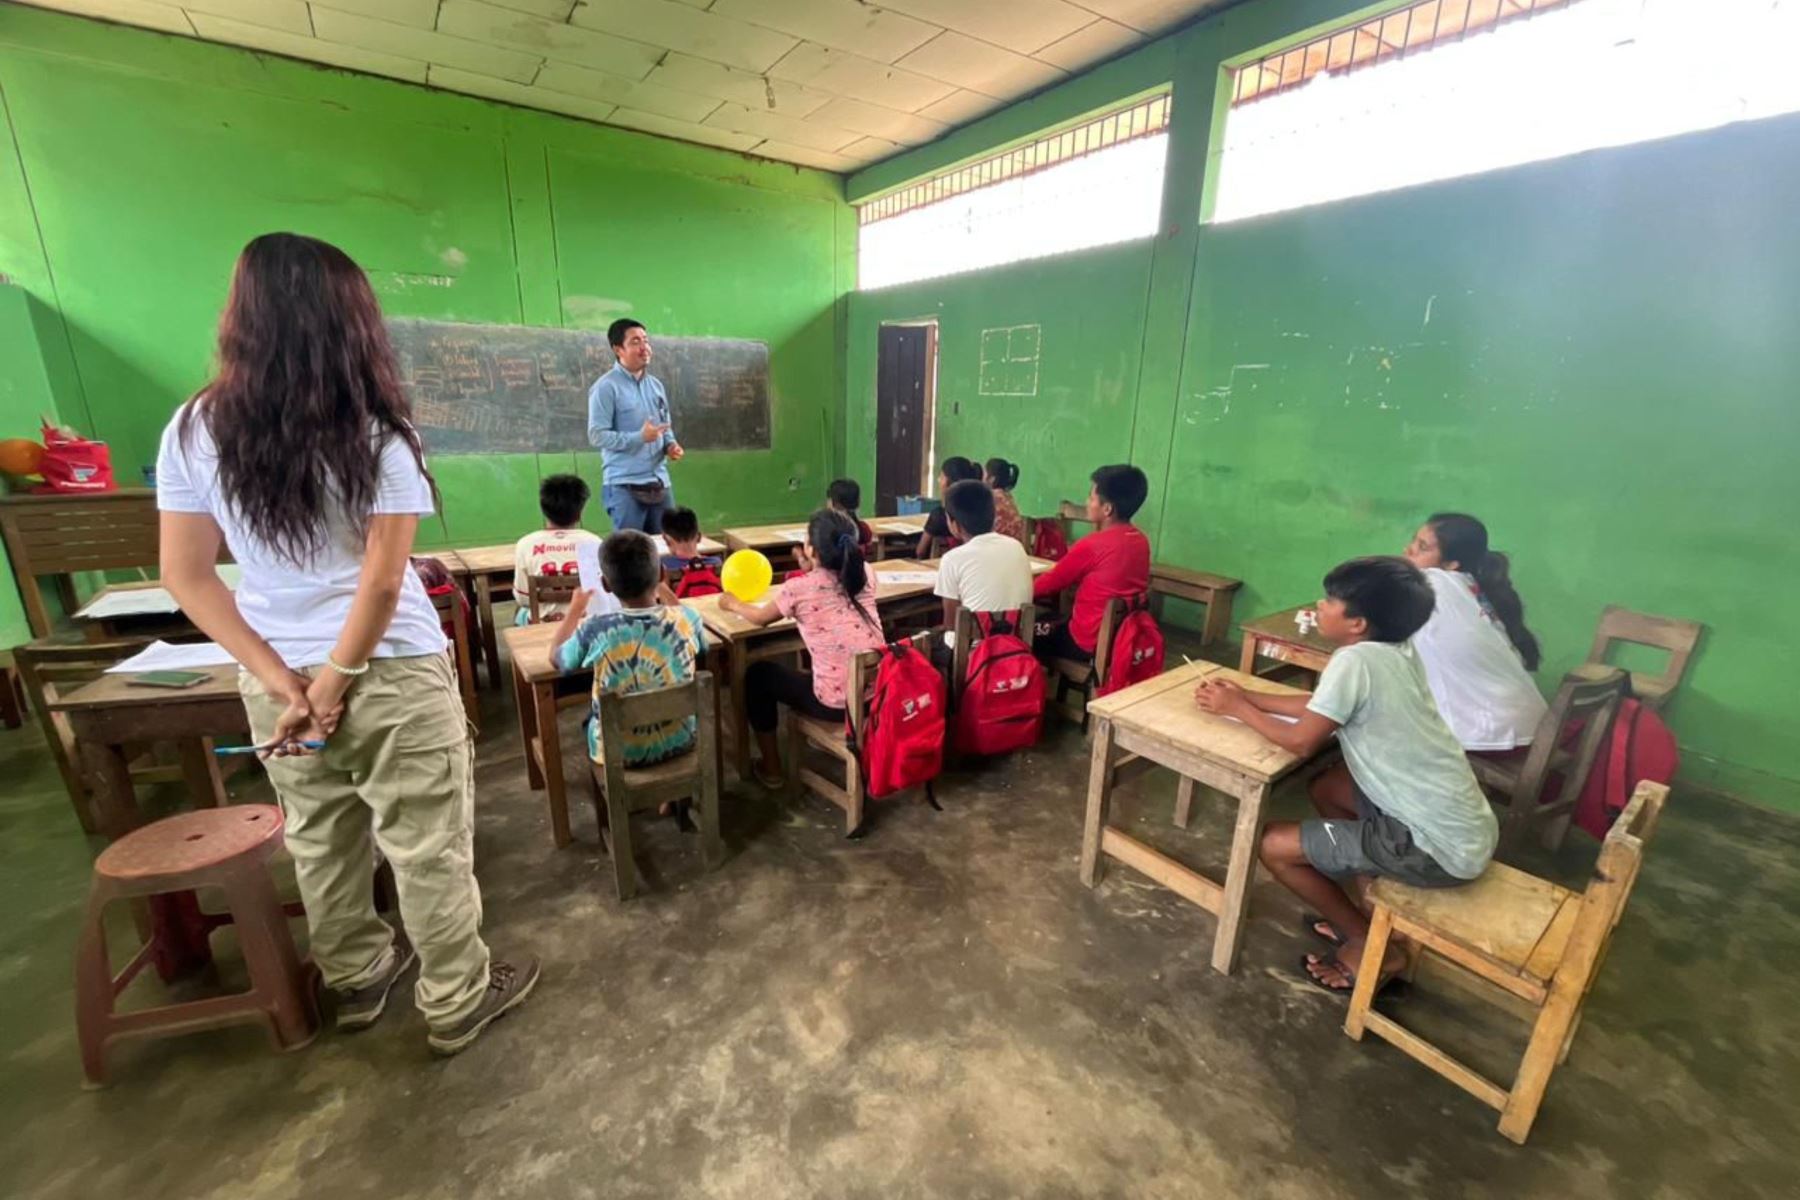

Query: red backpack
[854,640,946,801]
[1571,697,1679,840]
[1096,597,1164,698]
[955,613,1045,756]
[1031,520,1069,561]
[673,557,723,599]
[35,419,115,494]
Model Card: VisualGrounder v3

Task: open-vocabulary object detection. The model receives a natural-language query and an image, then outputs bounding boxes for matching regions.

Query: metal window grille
[1231,0,1573,106]
[857,93,1171,227]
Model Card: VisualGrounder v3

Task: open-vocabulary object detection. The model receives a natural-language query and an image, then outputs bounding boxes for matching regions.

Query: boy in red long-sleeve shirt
[1033,464,1151,663]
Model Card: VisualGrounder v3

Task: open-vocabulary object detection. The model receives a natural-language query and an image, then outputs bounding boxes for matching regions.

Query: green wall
[0,5,850,563]
[847,1,1800,812]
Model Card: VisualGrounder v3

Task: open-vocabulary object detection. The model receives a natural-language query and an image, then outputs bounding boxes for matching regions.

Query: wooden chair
[0,653,25,729]
[1469,665,1628,854]
[1584,605,1702,711]
[525,573,580,624]
[587,672,722,900]
[789,631,935,837]
[1147,563,1242,648]
[1046,597,1125,729]
[427,589,480,728]
[1346,780,1669,1145]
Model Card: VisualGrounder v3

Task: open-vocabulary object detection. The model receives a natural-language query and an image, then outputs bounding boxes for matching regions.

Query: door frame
[876,318,939,510]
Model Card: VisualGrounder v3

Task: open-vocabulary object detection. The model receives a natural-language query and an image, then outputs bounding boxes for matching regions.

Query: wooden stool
[75,805,318,1086]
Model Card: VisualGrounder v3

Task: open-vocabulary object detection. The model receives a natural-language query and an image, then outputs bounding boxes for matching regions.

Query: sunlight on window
[1214,0,1800,223]
[858,133,1168,291]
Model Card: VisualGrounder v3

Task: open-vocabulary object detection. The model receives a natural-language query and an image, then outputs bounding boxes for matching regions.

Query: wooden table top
[442,534,726,576]
[679,559,941,641]
[1085,659,1312,783]
[51,665,243,711]
[501,621,570,684]
[1241,605,1337,656]
[720,521,814,550]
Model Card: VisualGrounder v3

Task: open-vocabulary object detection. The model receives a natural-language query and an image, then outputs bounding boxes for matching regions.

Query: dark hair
[941,456,982,485]
[826,478,861,515]
[607,318,646,350]
[661,506,701,543]
[538,473,589,527]
[807,507,878,629]
[600,529,660,601]
[1323,556,1436,644]
[1426,512,1542,671]
[1091,464,1148,521]
[944,479,995,536]
[984,457,1019,491]
[181,233,435,567]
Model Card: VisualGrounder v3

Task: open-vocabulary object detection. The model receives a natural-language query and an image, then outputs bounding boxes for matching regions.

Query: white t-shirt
[155,406,449,666]
[512,528,602,619]
[935,531,1033,613]
[1413,568,1548,751]
[1308,640,1498,880]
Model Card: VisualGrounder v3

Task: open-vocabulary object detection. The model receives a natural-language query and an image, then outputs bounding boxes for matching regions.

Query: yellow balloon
[721,549,773,602]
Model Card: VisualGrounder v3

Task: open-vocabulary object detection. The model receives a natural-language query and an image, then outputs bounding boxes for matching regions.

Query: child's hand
[719,594,742,615]
[1193,678,1246,715]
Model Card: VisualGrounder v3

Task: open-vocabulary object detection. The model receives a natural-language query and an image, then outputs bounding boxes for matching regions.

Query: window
[1213,0,1800,223]
[857,95,1170,290]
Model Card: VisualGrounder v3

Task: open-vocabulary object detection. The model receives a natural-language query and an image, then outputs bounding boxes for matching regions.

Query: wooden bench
[1148,563,1242,647]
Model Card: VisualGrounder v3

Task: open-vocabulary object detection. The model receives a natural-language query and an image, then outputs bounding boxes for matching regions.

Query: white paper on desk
[77,588,181,620]
[652,536,669,556]
[774,528,810,542]
[1029,559,1054,574]
[105,640,239,674]
[877,570,938,585]
[878,522,919,535]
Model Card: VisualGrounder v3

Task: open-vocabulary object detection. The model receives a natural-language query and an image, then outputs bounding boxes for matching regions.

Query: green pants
[243,654,489,1031]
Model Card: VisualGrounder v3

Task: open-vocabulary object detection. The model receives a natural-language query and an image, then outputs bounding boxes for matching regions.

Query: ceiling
[14,0,1236,174]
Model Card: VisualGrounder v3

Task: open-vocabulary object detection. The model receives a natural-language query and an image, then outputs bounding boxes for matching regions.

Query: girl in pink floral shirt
[721,509,885,787]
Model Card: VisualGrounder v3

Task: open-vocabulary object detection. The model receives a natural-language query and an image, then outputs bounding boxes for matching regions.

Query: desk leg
[534,680,571,848]
[177,738,229,808]
[730,645,751,783]
[514,659,543,790]
[1079,717,1118,887]
[1237,636,1260,675]
[82,741,143,841]
[1212,781,1269,975]
[707,646,727,793]
[1173,776,1196,830]
[474,576,502,690]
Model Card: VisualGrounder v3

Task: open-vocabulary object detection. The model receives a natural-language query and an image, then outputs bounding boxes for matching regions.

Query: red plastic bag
[35,420,115,493]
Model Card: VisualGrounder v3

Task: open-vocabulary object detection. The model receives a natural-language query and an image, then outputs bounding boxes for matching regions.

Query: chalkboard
[387,318,771,455]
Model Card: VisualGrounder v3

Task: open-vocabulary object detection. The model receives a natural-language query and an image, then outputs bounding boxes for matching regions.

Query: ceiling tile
[839,135,904,163]
[708,0,938,65]
[768,42,954,113]
[312,6,544,83]
[807,96,946,146]
[436,0,662,81]
[914,87,1006,125]
[14,0,191,36]
[1067,0,1217,36]
[896,31,1065,98]
[427,63,618,122]
[643,53,835,119]
[475,0,576,17]
[187,11,430,82]
[702,103,859,154]
[880,0,1094,55]
[182,0,309,37]
[744,140,860,172]
[536,61,721,124]
[605,108,762,152]
[569,0,799,74]
[1032,17,1143,70]
[310,0,441,29]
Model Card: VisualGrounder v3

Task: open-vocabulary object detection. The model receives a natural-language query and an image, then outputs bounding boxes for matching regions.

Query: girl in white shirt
[1403,513,1548,750]
[158,233,536,1055]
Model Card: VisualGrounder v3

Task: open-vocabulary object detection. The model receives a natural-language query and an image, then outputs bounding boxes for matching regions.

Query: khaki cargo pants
[242,653,489,1031]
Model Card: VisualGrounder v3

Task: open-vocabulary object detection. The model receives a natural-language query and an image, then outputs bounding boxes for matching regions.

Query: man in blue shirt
[587,318,685,533]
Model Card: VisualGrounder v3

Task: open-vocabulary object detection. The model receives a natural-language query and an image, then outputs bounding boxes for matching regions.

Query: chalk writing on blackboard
[388,319,772,455]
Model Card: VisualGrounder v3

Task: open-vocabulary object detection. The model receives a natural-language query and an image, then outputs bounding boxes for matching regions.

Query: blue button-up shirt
[587,364,674,486]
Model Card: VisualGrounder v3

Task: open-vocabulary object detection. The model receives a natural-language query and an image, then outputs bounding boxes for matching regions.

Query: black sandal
[1298,953,1394,999]
[1301,913,1344,947]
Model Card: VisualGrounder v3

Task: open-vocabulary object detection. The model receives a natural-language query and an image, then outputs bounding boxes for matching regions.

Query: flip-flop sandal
[1298,953,1394,999]
[1300,913,1345,947]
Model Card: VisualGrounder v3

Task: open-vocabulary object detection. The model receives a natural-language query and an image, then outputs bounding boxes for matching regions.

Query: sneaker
[426,956,541,1056]
[334,935,417,1032]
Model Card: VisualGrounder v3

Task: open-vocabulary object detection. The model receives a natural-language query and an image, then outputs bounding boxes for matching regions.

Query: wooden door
[875,324,931,516]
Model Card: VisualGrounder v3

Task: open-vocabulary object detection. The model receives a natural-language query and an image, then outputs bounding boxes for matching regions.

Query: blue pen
[214,739,326,756]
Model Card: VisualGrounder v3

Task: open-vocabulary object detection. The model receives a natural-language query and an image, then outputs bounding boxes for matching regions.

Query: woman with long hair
[1403,512,1549,751]
[158,233,537,1056]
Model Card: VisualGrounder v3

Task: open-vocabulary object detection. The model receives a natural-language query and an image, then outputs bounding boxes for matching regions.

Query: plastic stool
[75,804,319,1085]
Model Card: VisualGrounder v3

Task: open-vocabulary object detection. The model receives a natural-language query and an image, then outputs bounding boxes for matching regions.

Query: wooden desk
[1081,660,1314,974]
[74,581,199,643]
[1238,605,1335,678]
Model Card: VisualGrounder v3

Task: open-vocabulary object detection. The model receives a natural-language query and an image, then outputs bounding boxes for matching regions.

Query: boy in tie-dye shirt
[549,529,706,766]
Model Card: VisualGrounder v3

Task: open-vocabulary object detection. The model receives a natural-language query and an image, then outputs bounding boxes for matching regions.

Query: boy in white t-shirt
[512,474,602,623]
[1194,556,1497,997]
[934,480,1033,658]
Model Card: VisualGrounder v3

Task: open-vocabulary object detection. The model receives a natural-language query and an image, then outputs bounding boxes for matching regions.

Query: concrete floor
[1,642,1796,1199]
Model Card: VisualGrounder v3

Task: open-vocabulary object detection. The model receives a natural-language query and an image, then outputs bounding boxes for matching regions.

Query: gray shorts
[1299,784,1463,888]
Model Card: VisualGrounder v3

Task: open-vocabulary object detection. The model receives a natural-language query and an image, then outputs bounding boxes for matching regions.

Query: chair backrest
[1557,780,1668,990]
[12,639,155,782]
[527,574,580,623]
[1090,596,1128,682]
[1510,665,1629,817]
[949,604,1037,708]
[1585,605,1702,708]
[846,631,933,741]
[595,672,711,767]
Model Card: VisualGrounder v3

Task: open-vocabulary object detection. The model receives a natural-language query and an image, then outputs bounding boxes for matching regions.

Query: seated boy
[1031,464,1151,664]
[826,478,878,559]
[550,530,708,776]
[513,473,602,624]
[934,479,1033,658]
[658,506,722,602]
[1193,556,1497,995]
